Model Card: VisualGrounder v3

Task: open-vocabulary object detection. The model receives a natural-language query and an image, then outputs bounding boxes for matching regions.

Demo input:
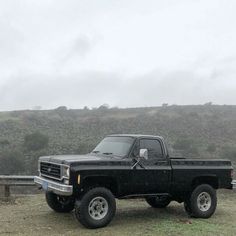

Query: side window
[140,139,163,159]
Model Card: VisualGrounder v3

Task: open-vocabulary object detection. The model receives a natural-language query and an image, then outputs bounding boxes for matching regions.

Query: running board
[119,193,171,199]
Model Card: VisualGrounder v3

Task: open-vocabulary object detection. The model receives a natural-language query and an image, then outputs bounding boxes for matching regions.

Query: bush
[0,139,10,147]
[206,144,216,153]
[173,138,199,156]
[24,132,49,151]
[220,146,236,160]
[0,150,25,174]
[25,150,48,175]
[74,142,93,154]
[173,138,192,150]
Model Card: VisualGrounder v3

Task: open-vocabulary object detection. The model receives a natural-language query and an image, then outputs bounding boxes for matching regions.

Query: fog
[0,0,236,110]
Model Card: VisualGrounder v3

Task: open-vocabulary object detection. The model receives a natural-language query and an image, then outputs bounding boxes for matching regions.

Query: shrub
[173,138,192,150]
[0,139,10,147]
[220,146,236,160]
[24,132,49,151]
[206,144,216,153]
[173,138,199,156]
[0,150,25,174]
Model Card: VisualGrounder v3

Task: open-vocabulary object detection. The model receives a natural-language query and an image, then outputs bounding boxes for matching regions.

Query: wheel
[146,196,171,208]
[75,187,116,229]
[189,184,217,218]
[184,200,192,215]
[45,192,75,213]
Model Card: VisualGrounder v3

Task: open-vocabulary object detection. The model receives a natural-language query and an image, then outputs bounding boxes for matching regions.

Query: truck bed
[170,158,233,193]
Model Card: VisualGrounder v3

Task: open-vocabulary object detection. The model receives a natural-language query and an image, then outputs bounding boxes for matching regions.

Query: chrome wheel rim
[197,192,211,212]
[88,197,108,220]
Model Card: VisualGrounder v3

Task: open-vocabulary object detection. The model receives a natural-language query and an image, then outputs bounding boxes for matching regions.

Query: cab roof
[108,134,164,139]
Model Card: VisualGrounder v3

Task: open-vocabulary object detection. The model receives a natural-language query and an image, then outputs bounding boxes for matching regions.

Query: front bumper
[34,176,73,196]
[232,180,236,191]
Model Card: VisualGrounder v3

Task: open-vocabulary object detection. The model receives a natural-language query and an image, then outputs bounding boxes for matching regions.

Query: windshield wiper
[92,150,100,154]
[102,152,113,155]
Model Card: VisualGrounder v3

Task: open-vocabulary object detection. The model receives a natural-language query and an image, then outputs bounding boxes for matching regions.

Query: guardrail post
[4,185,10,198]
[0,176,35,199]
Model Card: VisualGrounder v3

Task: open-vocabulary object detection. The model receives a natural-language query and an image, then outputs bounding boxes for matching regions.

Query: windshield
[92,136,135,157]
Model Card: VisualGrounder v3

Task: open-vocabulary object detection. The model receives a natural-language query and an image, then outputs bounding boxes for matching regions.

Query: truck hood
[39,154,126,165]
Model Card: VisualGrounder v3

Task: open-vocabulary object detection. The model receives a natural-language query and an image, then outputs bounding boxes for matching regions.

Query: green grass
[0,190,235,236]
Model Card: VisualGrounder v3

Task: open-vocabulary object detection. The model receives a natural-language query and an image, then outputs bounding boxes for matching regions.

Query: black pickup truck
[34,134,235,229]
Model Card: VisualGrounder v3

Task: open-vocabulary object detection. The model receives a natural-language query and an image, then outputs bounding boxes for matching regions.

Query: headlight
[38,161,40,172]
[62,166,70,178]
[66,167,70,177]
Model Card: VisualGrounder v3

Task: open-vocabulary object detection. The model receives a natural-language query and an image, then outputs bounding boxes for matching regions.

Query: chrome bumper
[232,180,236,191]
[34,176,73,196]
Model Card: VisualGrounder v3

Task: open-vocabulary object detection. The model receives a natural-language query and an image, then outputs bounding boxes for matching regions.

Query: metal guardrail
[232,180,236,191]
[0,175,35,198]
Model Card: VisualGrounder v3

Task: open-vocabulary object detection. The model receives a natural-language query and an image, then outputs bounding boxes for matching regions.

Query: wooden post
[4,185,10,198]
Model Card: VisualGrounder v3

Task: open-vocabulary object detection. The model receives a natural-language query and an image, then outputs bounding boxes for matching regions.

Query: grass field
[0,191,235,236]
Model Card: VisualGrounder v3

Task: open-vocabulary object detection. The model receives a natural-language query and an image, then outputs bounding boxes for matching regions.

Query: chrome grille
[40,162,61,180]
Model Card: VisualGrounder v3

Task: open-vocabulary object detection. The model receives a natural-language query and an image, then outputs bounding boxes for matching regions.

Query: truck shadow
[44,203,188,229]
[42,201,192,232]
[42,202,227,233]
[114,203,188,224]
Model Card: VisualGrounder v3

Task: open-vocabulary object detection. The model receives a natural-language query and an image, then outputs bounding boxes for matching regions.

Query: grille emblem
[47,167,52,173]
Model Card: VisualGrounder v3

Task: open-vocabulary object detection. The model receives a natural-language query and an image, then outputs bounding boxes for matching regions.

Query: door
[130,138,171,194]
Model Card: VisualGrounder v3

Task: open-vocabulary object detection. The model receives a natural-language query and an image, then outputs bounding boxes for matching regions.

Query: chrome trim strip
[39,160,70,168]
[40,173,64,181]
[34,176,73,196]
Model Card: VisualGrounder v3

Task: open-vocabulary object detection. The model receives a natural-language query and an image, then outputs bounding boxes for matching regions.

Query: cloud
[0,66,235,111]
[59,35,93,65]
[0,0,236,110]
[0,71,122,110]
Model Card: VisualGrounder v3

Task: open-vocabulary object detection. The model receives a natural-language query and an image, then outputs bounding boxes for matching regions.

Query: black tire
[184,200,192,215]
[189,184,217,218]
[146,196,171,208]
[75,187,116,229]
[45,192,75,213]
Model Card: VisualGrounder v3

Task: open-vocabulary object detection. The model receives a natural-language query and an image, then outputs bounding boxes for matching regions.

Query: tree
[83,106,89,110]
[24,132,49,151]
[204,102,212,106]
[55,106,67,111]
[98,104,109,110]
[162,103,168,107]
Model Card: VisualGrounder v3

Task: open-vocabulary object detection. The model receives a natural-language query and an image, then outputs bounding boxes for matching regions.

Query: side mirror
[139,149,148,160]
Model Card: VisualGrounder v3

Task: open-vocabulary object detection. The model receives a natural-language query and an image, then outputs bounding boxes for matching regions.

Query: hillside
[0,105,236,175]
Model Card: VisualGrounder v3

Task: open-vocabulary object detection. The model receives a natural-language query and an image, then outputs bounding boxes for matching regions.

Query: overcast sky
[0,0,236,111]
